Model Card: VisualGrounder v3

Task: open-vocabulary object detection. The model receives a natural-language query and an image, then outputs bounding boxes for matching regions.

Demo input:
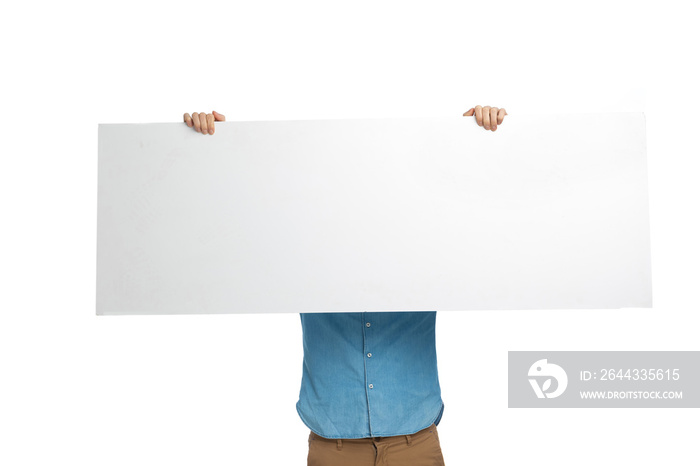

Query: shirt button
[369,384,374,389]
[367,353,372,358]
[366,322,371,327]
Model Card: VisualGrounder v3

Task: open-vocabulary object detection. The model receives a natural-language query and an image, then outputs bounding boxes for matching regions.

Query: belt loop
[406,434,412,446]
[337,439,343,450]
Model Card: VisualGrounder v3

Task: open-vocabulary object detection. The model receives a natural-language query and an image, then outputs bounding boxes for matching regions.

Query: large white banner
[97,114,651,315]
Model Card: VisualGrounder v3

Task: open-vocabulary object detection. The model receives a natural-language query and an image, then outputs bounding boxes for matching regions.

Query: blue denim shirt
[296,311,444,439]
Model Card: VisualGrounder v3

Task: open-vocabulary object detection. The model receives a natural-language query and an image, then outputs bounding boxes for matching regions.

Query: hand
[463,105,507,131]
[183,110,226,135]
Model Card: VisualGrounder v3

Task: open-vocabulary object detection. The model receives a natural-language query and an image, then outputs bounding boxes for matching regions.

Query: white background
[0,0,697,465]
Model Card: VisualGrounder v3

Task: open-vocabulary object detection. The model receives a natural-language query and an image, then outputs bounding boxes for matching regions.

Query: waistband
[309,423,436,449]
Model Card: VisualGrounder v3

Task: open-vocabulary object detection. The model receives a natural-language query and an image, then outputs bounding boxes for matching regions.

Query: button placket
[364,316,375,391]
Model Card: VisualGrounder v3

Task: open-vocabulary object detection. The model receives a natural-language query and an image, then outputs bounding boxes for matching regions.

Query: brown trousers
[307,423,446,466]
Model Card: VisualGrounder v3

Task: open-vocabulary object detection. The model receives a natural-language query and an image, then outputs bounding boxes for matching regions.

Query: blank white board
[97,114,651,315]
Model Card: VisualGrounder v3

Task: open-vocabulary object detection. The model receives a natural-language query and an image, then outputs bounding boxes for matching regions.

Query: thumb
[463,108,474,116]
[212,110,226,121]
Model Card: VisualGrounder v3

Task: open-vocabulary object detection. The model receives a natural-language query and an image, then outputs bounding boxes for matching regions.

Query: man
[183,106,508,465]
